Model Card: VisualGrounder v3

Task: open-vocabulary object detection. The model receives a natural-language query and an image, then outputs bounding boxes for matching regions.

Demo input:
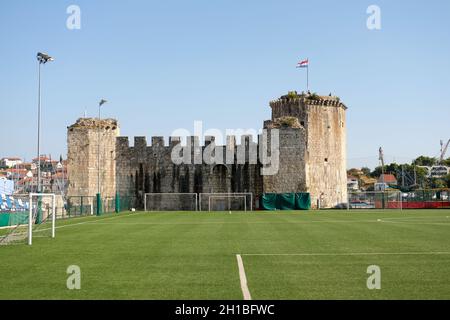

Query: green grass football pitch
[0,209,449,300]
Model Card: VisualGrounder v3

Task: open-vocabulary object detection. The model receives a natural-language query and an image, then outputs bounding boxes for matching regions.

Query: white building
[1,157,23,168]
[347,176,359,191]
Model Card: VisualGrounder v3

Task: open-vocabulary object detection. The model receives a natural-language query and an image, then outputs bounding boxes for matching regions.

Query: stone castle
[67,92,347,209]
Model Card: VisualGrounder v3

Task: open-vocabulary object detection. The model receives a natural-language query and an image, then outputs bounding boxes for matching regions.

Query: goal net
[0,193,56,246]
[199,193,253,212]
[144,193,198,211]
[347,191,402,210]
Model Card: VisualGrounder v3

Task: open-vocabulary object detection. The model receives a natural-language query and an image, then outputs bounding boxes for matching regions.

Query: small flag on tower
[296,59,309,68]
[296,58,310,91]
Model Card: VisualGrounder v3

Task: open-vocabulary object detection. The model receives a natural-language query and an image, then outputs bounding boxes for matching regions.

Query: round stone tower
[268,92,347,208]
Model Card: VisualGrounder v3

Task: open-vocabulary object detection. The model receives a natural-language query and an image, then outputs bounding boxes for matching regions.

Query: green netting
[280,193,296,210]
[260,193,311,210]
[0,213,28,227]
[261,193,278,211]
[9,212,28,226]
[295,193,311,210]
[0,214,10,227]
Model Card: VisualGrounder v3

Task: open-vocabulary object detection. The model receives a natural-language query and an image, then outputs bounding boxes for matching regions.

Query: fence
[401,189,450,209]
[347,191,402,210]
[66,194,136,216]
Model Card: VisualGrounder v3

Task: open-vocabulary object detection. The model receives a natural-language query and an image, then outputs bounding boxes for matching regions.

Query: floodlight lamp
[37,52,54,64]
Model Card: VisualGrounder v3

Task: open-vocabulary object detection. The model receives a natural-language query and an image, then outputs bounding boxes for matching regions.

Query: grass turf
[0,209,449,299]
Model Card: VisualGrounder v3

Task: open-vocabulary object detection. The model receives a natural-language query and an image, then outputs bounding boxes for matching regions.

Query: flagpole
[307,58,309,92]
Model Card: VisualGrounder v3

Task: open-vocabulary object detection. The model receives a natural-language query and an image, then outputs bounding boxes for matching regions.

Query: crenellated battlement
[67,117,119,131]
[116,134,265,152]
[269,93,347,110]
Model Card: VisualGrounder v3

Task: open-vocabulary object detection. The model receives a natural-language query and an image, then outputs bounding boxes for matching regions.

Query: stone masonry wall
[269,94,347,208]
[115,135,263,209]
[261,128,307,193]
[67,118,119,199]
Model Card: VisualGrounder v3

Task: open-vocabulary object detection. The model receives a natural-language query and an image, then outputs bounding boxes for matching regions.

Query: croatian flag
[296,59,309,68]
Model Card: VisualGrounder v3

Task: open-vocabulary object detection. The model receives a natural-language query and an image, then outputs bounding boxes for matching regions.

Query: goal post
[347,191,402,210]
[0,193,56,246]
[143,193,198,212]
[208,195,247,212]
[28,193,56,245]
[199,193,253,212]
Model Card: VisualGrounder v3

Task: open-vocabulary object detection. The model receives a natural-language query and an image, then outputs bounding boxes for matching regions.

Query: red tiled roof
[32,156,51,162]
[378,174,397,184]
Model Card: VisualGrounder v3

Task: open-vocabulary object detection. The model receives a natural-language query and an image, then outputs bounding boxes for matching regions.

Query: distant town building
[347,176,359,191]
[0,157,23,168]
[375,174,398,191]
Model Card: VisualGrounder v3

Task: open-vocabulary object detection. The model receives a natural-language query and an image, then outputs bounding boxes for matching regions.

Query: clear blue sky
[1,0,449,169]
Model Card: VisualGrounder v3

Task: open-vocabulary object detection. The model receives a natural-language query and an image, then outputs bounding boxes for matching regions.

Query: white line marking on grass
[37,212,146,233]
[241,252,450,257]
[381,216,450,221]
[381,221,450,226]
[236,254,252,300]
[86,220,382,226]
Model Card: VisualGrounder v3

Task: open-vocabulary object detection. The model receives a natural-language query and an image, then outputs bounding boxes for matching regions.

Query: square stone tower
[67,118,120,198]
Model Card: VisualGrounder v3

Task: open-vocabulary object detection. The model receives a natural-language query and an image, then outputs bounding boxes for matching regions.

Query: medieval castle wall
[115,135,264,208]
[66,92,347,209]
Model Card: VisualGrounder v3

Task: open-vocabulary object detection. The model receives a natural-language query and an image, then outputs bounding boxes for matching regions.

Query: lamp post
[96,99,107,215]
[36,52,54,193]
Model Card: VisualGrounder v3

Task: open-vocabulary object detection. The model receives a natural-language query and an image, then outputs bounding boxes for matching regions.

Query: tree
[443,174,450,188]
[370,163,400,178]
[430,178,447,189]
[412,156,437,167]
[361,167,371,176]
[347,168,362,177]
[442,158,450,167]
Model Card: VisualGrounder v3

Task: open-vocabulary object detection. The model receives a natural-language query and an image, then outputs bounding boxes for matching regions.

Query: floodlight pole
[98,102,101,195]
[37,61,42,193]
[97,99,107,215]
[97,103,101,215]
[36,52,53,193]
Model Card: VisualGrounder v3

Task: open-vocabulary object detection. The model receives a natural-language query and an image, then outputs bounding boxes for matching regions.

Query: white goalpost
[144,193,198,212]
[0,193,56,246]
[208,195,247,212]
[28,193,56,245]
[199,193,253,212]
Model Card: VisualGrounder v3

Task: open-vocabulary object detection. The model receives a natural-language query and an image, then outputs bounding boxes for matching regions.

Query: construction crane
[378,147,385,186]
[439,139,450,164]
